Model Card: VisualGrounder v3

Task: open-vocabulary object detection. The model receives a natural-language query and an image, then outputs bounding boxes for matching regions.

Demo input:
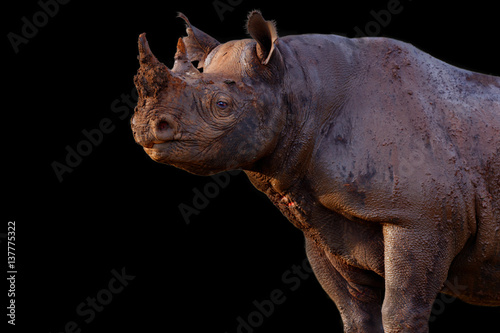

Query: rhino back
[280,35,500,277]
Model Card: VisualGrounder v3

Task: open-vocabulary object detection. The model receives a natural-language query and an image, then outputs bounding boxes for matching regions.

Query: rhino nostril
[152,116,177,143]
[158,120,170,132]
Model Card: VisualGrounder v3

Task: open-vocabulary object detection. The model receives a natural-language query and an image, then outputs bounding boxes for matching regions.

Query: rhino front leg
[382,224,453,333]
[305,238,384,333]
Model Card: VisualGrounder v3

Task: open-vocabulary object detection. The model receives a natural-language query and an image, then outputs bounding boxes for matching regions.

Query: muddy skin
[131,11,500,333]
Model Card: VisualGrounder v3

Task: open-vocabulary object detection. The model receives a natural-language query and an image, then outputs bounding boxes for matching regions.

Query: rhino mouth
[143,141,181,162]
[143,141,217,175]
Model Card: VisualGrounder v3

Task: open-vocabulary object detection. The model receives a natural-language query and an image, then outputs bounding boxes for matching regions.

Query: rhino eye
[216,100,229,109]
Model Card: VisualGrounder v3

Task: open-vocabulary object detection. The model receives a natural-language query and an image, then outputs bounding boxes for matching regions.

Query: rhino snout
[151,115,179,143]
[131,114,180,148]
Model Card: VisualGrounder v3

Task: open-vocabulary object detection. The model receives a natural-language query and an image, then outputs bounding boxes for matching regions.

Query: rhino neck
[246,34,361,193]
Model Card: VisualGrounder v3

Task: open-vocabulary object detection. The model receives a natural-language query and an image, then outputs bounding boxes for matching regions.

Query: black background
[4,0,499,332]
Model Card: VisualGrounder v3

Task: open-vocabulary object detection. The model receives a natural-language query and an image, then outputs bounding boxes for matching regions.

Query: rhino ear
[177,12,220,69]
[246,10,279,65]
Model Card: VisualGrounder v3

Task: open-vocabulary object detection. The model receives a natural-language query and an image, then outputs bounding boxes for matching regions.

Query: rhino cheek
[219,120,268,166]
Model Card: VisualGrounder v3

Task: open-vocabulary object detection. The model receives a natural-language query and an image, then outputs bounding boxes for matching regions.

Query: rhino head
[131,11,286,175]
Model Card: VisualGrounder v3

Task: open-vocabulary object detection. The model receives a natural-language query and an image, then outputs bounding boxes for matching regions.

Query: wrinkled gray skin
[131,11,500,332]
